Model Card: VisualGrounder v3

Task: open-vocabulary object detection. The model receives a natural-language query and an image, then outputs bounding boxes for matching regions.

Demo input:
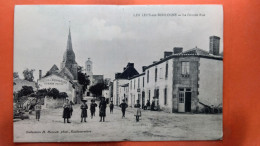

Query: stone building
[115,36,223,113]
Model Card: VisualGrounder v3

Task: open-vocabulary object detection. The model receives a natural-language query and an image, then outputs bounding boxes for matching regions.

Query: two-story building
[112,36,223,113]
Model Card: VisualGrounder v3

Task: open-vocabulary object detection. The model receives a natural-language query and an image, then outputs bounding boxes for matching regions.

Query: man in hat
[80,100,88,122]
[109,101,114,114]
[63,98,72,123]
[90,99,97,119]
[35,102,41,121]
[99,97,107,122]
[119,99,128,118]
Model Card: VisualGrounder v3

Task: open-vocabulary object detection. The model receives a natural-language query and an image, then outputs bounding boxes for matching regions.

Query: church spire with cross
[60,24,78,80]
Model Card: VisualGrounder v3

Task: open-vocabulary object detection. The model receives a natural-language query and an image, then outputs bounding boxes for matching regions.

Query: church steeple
[66,26,73,51]
[60,24,78,80]
[62,26,76,63]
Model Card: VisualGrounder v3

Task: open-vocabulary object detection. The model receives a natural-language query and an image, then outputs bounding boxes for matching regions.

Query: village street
[14,100,222,142]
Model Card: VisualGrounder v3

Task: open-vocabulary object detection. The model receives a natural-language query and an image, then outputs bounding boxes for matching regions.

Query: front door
[142,91,145,109]
[178,90,185,112]
[185,92,191,112]
[178,88,192,112]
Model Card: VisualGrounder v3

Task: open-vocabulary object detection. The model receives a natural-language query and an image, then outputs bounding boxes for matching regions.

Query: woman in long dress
[99,97,107,122]
[63,99,72,123]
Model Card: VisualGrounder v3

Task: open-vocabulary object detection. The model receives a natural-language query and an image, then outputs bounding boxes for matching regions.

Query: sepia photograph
[13,5,223,142]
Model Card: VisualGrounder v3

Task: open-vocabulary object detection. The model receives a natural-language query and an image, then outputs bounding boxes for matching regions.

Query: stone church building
[38,27,82,104]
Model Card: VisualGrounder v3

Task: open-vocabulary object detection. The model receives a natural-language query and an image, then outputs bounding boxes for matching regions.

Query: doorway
[178,88,192,112]
[142,91,145,109]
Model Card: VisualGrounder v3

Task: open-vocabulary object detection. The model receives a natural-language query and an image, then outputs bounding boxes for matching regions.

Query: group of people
[63,97,141,123]
[34,97,143,123]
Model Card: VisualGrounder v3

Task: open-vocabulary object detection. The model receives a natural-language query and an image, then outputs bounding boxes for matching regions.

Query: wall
[44,96,65,109]
[112,79,128,106]
[38,74,74,102]
[172,57,199,113]
[144,59,173,113]
[198,58,223,106]
[129,75,144,108]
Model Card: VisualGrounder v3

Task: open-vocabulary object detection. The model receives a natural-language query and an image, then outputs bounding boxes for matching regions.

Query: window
[164,88,167,105]
[138,78,140,88]
[143,77,144,87]
[148,90,151,101]
[87,65,91,71]
[179,92,184,103]
[181,62,190,76]
[159,68,163,79]
[130,81,132,89]
[147,70,149,83]
[134,79,135,89]
[165,63,168,79]
[155,68,158,82]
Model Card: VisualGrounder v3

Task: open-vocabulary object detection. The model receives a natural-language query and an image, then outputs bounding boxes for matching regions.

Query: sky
[14,5,223,81]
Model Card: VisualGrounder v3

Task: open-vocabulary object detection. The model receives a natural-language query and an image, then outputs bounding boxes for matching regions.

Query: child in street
[110,101,114,114]
[90,99,97,119]
[135,100,142,122]
[35,102,41,121]
[80,100,88,122]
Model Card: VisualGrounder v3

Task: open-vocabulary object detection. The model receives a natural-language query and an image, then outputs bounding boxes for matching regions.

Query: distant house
[113,63,139,105]
[13,78,36,93]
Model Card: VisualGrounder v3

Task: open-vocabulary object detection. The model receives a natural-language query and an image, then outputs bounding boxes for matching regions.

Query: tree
[18,86,34,98]
[89,82,108,97]
[36,88,48,97]
[23,68,35,82]
[47,88,60,99]
[77,66,90,93]
[59,92,68,99]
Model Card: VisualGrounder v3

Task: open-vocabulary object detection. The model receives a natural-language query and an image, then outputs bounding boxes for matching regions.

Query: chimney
[115,73,121,79]
[164,51,173,58]
[209,36,220,55]
[173,47,183,54]
[39,70,42,79]
[127,63,134,68]
[142,66,147,72]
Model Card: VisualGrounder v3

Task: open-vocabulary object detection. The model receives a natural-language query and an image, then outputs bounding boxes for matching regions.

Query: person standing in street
[90,99,97,119]
[63,98,72,123]
[80,100,88,122]
[135,100,142,122]
[109,101,114,114]
[99,97,107,122]
[35,102,41,121]
[146,100,151,110]
[119,99,128,118]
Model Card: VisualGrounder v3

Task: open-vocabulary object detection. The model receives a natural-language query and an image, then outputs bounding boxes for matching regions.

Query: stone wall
[44,96,65,109]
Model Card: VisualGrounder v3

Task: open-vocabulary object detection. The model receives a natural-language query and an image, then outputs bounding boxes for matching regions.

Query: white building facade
[113,36,223,113]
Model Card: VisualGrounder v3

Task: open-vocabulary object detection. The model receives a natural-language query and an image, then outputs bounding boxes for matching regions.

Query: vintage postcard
[13,5,223,142]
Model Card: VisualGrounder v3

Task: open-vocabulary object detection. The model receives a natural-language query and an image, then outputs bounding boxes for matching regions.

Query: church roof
[59,67,74,81]
[49,64,59,73]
